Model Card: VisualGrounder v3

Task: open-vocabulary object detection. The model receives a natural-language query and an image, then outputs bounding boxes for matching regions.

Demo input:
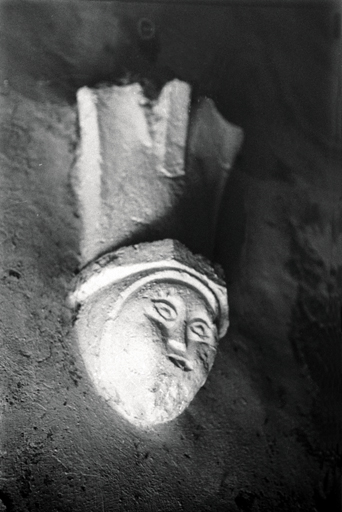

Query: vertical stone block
[72,79,244,265]
[73,80,191,265]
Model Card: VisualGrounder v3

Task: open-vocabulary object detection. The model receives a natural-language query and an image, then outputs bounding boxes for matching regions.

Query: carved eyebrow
[151,298,177,308]
[188,317,213,330]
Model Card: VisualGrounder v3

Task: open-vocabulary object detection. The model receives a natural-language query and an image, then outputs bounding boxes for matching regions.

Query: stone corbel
[70,79,243,426]
[70,240,228,427]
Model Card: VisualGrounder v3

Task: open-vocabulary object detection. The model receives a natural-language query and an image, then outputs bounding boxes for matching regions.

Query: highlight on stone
[72,78,243,265]
[70,240,228,427]
[70,78,243,427]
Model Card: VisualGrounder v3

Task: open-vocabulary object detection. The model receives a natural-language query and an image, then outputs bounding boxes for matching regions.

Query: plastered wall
[0,2,341,511]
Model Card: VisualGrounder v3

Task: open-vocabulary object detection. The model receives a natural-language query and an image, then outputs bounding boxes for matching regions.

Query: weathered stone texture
[0,2,341,511]
[71,240,228,427]
[73,80,243,265]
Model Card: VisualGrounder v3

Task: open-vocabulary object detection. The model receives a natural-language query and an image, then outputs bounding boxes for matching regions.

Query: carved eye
[152,300,177,322]
[190,321,208,338]
[188,319,216,346]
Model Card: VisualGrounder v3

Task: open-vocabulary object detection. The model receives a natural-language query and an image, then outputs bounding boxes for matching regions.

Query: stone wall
[0,1,341,511]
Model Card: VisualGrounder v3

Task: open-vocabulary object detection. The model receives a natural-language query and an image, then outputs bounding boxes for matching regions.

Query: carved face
[95,281,219,426]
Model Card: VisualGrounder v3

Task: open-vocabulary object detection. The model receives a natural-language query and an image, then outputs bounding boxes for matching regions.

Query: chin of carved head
[70,241,228,427]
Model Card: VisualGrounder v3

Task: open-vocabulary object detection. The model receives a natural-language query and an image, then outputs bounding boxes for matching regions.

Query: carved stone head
[70,240,228,427]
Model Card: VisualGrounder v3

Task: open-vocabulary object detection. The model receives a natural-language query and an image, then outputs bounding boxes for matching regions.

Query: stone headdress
[70,239,229,339]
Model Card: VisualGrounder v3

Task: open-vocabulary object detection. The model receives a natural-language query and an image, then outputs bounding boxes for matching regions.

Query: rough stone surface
[73,80,191,264]
[0,2,341,511]
[71,240,228,427]
[73,80,243,265]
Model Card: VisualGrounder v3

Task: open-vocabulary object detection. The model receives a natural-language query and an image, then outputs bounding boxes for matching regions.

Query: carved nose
[167,326,193,371]
[167,337,187,354]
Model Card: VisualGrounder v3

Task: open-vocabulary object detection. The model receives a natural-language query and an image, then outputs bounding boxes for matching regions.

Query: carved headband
[69,240,229,339]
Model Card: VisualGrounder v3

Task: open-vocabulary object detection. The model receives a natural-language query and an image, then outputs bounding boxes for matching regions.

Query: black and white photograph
[0,0,341,510]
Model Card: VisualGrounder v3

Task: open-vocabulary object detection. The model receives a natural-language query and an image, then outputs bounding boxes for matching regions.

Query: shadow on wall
[0,1,173,103]
[0,1,341,511]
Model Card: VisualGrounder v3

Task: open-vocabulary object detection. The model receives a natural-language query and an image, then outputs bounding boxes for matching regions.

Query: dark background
[0,1,341,510]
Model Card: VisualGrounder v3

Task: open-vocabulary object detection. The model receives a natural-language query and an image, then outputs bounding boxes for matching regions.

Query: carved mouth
[167,354,193,372]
